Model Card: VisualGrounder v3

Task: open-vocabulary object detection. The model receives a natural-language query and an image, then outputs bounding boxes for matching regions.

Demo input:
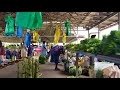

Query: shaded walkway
[0,62,68,78]
[0,62,89,78]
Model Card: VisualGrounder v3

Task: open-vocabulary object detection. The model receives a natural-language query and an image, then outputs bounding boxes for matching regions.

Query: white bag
[94,62,114,71]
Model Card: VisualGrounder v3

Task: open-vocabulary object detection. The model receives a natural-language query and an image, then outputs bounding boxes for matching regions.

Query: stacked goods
[17,58,41,78]
[65,30,120,57]
[69,66,82,76]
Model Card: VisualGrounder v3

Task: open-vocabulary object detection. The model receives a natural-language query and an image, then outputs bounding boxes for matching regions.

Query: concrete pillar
[98,26,100,39]
[88,29,90,38]
[118,12,120,30]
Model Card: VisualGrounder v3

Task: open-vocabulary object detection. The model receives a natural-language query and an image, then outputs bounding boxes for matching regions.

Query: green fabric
[15,12,43,30]
[66,27,71,36]
[65,21,71,36]
[4,15,15,35]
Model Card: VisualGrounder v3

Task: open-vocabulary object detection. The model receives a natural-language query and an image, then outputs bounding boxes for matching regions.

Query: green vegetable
[39,54,46,64]
[69,66,82,76]
[96,70,104,78]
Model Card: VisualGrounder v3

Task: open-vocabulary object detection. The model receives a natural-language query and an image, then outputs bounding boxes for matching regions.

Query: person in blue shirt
[41,41,47,56]
[6,47,11,59]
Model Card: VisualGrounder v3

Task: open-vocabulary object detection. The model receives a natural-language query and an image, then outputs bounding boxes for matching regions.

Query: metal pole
[76,52,79,78]
[98,25,100,39]
[88,29,90,38]
[118,12,120,30]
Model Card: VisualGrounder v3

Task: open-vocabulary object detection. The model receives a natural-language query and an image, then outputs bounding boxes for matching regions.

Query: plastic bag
[16,26,23,37]
[4,15,15,35]
[94,62,114,71]
[15,12,42,30]
[33,31,40,43]
[54,25,60,44]
[24,32,32,46]
[65,21,71,36]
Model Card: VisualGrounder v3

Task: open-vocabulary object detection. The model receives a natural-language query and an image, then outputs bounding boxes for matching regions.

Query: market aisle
[40,63,69,78]
[0,62,89,78]
[0,62,68,78]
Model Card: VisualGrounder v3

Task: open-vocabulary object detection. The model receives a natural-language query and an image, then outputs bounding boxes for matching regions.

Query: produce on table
[39,54,46,64]
[69,66,82,76]
[96,69,104,78]
[64,30,120,57]
[18,57,41,78]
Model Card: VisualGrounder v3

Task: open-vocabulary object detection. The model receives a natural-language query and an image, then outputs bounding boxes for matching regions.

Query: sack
[4,15,15,35]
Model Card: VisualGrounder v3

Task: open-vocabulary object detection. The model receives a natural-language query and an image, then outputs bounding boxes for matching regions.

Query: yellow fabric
[54,25,60,44]
[33,31,40,43]
[62,32,66,43]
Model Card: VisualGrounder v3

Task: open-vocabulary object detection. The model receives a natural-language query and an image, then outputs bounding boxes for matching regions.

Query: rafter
[77,12,91,26]
[88,12,118,30]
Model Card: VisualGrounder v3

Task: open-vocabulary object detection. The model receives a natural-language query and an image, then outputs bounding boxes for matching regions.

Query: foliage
[101,30,120,56]
[64,30,120,56]
[69,66,82,76]
[96,69,104,78]
[39,54,46,64]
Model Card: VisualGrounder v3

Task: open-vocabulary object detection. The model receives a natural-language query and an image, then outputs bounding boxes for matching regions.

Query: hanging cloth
[54,25,60,44]
[33,31,40,43]
[62,31,66,43]
[16,26,23,37]
[65,21,71,36]
[4,15,15,36]
[15,12,42,30]
[24,32,32,47]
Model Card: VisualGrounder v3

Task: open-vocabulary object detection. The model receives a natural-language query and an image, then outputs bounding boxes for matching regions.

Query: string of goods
[54,25,60,44]
[62,31,66,43]
[33,31,40,43]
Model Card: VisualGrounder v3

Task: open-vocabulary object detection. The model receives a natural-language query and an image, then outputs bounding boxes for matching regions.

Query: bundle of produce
[19,58,41,78]
[80,38,101,54]
[39,54,46,64]
[96,69,104,78]
[69,66,82,76]
[101,30,120,56]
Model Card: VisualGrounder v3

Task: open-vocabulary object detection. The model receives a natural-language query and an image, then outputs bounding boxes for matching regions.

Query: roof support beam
[88,12,118,30]
[78,12,91,26]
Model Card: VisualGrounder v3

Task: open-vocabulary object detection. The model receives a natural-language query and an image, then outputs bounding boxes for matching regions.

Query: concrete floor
[0,62,69,78]
[0,62,89,78]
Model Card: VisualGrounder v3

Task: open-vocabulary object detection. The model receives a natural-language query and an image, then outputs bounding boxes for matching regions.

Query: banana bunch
[54,25,60,44]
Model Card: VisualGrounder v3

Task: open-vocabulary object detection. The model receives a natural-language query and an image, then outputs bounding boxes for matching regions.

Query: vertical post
[118,12,120,30]
[88,29,90,38]
[77,26,78,35]
[76,52,79,78]
[98,25,100,39]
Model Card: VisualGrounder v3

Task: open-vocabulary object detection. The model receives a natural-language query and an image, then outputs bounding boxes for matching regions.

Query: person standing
[41,41,47,56]
[21,45,28,59]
